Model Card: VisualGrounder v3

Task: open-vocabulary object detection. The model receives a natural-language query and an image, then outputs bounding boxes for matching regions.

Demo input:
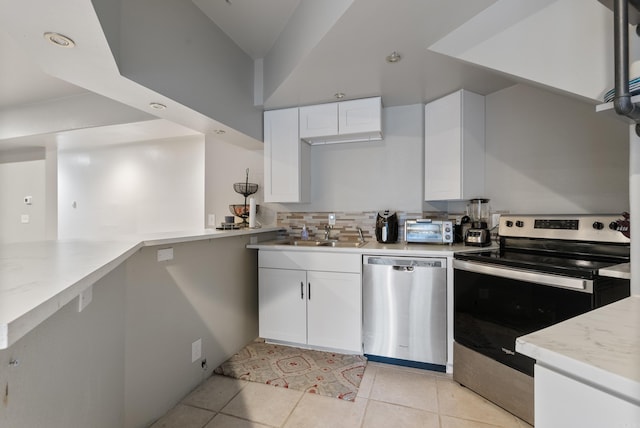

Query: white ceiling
[0,0,521,152]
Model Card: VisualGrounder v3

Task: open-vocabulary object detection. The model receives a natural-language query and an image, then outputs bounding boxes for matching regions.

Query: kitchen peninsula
[0,227,279,428]
[516,295,640,427]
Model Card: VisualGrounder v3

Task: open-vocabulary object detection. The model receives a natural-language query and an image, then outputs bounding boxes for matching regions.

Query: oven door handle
[453,259,594,293]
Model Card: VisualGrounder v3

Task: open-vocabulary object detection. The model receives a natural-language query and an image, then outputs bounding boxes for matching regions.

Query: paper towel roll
[249,198,256,228]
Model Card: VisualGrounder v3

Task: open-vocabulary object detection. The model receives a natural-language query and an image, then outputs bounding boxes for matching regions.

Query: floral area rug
[214,341,367,401]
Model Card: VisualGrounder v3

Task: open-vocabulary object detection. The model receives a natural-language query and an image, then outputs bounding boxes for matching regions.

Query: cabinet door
[263,108,309,203]
[299,103,338,138]
[424,90,485,201]
[338,97,382,135]
[258,268,307,344]
[425,91,463,200]
[306,271,362,353]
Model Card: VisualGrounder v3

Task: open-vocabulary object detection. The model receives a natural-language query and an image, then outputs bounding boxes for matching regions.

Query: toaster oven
[405,219,453,244]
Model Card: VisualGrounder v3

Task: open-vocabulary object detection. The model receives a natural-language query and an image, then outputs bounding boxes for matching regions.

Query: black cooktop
[454,249,620,279]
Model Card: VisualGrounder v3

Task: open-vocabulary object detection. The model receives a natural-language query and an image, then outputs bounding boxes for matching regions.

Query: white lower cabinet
[258,251,362,353]
[534,364,640,428]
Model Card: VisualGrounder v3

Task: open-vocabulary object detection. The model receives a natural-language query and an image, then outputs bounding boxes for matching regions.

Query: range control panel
[499,214,630,243]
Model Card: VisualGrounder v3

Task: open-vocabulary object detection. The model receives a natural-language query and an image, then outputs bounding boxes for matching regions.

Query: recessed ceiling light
[334,92,346,99]
[149,102,167,110]
[44,32,75,48]
[385,51,402,63]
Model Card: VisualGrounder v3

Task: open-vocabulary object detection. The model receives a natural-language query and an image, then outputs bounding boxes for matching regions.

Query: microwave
[404,219,453,244]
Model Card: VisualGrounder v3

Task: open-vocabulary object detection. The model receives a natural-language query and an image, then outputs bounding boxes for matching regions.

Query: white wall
[204,135,265,227]
[0,151,47,243]
[207,85,629,224]
[58,136,205,239]
[485,84,629,214]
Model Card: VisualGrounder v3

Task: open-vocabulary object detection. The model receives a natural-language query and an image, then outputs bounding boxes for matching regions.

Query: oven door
[453,259,595,376]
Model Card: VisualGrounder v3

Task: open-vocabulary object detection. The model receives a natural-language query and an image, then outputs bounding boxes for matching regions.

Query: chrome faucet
[324,224,334,241]
[357,227,365,242]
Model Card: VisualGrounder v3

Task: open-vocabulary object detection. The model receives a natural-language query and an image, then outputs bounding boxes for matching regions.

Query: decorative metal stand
[229,168,259,227]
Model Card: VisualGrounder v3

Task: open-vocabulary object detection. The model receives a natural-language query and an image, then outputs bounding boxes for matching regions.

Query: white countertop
[248,239,497,257]
[0,227,280,350]
[516,295,640,404]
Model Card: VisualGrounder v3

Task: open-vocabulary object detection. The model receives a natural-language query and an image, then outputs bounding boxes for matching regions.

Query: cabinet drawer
[259,250,361,273]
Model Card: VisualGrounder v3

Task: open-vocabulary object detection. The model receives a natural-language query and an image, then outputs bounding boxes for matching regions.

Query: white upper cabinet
[299,97,382,144]
[424,89,485,201]
[263,108,310,203]
[299,103,338,139]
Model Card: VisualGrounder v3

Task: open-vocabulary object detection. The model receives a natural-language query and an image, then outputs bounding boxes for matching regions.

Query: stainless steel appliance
[453,214,631,425]
[363,255,447,370]
[404,219,453,244]
[375,210,399,243]
[464,198,492,246]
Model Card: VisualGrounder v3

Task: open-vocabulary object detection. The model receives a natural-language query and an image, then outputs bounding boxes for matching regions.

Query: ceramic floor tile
[283,393,367,428]
[183,375,248,412]
[356,363,377,398]
[362,399,440,428]
[205,413,272,428]
[436,378,525,427]
[440,415,504,428]
[368,365,439,413]
[221,382,303,427]
[149,404,215,428]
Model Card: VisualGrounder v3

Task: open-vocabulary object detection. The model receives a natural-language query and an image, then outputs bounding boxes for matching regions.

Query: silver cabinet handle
[300,281,304,299]
[308,282,311,300]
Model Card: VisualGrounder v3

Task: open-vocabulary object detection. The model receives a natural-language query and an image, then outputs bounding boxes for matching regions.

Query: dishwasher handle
[393,265,414,272]
[364,256,447,269]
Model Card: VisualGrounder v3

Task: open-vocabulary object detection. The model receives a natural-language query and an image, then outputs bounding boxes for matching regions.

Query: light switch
[24,196,32,205]
[21,214,29,224]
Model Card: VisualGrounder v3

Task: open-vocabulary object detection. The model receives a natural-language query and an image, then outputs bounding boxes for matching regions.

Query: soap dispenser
[301,225,309,240]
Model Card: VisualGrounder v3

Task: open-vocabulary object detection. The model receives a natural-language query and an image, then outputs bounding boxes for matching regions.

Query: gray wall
[116,0,262,141]
[0,264,126,428]
[0,233,276,428]
[485,84,629,214]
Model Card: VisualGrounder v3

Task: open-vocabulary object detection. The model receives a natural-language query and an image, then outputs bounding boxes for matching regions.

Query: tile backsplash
[277,211,451,241]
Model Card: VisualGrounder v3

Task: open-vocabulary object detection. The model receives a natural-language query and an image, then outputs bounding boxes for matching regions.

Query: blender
[464,198,491,246]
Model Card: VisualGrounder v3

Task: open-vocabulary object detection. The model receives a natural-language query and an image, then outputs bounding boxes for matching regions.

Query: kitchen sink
[289,240,367,248]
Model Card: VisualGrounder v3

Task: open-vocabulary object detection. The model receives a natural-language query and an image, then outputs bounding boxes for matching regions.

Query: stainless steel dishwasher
[363,255,447,370]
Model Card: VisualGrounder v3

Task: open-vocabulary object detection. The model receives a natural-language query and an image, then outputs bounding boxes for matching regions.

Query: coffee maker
[464,198,491,246]
[376,210,399,243]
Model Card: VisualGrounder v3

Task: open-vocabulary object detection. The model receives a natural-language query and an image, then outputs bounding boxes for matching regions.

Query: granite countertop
[516,295,640,404]
[599,262,631,279]
[0,227,281,350]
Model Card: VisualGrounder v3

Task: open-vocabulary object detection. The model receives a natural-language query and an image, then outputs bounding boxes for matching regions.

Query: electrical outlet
[20,214,29,224]
[78,286,93,312]
[207,214,216,227]
[192,339,202,363]
[328,213,336,226]
[157,248,174,262]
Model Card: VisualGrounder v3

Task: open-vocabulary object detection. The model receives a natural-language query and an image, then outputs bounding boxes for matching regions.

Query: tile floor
[150,362,533,428]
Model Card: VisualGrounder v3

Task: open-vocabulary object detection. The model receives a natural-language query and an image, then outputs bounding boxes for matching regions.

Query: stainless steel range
[453,214,631,425]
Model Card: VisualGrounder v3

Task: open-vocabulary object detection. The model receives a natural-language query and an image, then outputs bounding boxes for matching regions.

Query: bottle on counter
[301,225,309,240]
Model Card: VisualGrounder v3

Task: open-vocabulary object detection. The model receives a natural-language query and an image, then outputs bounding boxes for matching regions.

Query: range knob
[609,221,619,230]
[515,221,525,228]
[505,220,514,227]
[592,221,604,230]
